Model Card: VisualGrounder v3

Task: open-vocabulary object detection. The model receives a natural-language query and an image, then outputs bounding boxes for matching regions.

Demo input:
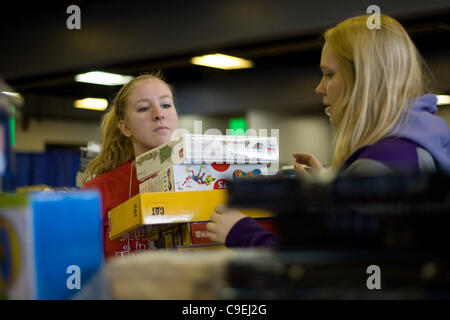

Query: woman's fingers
[209,212,220,223]
[206,217,219,242]
[206,220,217,233]
[294,162,308,175]
[207,206,247,244]
[214,204,228,214]
[293,153,317,166]
[293,153,324,170]
[207,230,219,243]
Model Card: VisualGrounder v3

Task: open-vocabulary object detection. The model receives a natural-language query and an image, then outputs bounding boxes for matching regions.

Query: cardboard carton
[143,223,192,249]
[139,163,268,193]
[108,190,274,240]
[135,134,279,181]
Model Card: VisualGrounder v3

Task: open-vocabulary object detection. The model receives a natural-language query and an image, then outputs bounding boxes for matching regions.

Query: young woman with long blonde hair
[207,14,450,247]
[82,72,179,258]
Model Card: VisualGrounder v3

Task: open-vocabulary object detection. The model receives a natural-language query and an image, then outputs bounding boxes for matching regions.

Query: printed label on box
[139,163,268,193]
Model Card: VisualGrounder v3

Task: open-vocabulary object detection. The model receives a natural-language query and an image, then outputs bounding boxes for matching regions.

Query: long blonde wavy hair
[325,14,431,168]
[82,72,173,183]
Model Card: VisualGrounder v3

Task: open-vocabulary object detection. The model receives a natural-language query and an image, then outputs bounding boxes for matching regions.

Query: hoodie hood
[392,94,450,172]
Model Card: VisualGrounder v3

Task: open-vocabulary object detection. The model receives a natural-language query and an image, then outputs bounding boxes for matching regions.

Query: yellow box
[109,189,274,239]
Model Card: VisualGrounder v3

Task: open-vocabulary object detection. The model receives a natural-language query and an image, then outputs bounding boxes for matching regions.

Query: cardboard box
[143,223,192,249]
[139,163,268,193]
[135,134,279,181]
[189,222,213,245]
[108,190,274,240]
[190,218,278,245]
[0,191,103,300]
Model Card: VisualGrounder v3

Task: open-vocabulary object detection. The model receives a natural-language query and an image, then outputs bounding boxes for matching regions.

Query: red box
[190,222,213,244]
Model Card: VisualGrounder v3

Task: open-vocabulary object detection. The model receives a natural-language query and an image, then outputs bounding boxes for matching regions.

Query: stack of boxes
[109,134,279,253]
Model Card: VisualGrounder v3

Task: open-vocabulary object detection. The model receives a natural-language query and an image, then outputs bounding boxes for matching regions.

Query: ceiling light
[74,98,108,111]
[437,95,450,106]
[1,90,24,107]
[191,54,253,70]
[75,71,134,86]
[1,91,21,98]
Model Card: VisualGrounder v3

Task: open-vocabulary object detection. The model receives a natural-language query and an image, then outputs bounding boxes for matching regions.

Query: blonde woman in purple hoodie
[207,14,450,247]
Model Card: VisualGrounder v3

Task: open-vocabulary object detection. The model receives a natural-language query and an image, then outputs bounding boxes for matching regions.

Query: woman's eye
[324,73,333,78]
[138,106,150,112]
[161,104,172,109]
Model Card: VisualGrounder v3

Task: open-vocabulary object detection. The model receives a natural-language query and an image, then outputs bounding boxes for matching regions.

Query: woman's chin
[153,132,172,145]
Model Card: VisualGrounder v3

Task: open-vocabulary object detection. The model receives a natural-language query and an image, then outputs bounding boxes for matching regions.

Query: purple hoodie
[226,217,276,248]
[225,94,450,249]
[341,94,450,174]
[392,94,450,172]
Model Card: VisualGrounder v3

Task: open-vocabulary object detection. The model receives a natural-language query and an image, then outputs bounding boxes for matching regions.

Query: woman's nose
[152,106,165,121]
[315,78,325,96]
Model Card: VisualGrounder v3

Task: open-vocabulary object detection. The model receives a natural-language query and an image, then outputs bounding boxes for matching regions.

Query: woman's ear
[118,120,132,138]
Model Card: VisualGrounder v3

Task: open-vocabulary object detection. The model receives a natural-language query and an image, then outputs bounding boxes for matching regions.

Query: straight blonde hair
[82,72,173,183]
[325,14,430,168]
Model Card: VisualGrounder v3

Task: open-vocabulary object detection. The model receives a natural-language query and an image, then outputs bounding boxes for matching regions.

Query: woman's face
[315,42,345,126]
[119,78,179,156]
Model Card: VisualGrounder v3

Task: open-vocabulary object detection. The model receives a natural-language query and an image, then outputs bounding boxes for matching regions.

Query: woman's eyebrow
[134,98,150,106]
[320,65,333,72]
[134,95,172,105]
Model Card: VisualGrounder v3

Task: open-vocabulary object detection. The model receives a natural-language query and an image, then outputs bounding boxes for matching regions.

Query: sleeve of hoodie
[225,217,276,248]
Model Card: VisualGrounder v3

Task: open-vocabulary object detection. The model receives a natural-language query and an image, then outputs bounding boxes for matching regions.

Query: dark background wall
[1,0,449,121]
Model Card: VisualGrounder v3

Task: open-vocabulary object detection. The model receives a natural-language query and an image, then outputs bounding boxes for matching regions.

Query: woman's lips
[153,126,169,132]
[325,106,331,116]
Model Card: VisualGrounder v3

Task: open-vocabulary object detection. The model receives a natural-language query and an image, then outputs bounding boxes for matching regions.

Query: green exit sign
[228,118,246,136]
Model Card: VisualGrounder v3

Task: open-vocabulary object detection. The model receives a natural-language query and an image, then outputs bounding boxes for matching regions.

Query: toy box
[139,163,268,193]
[135,134,279,181]
[143,223,193,249]
[108,190,274,240]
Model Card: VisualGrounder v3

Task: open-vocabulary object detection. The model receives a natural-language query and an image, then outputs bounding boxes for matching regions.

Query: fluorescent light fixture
[437,95,450,106]
[75,71,134,86]
[1,91,20,98]
[74,98,108,111]
[191,54,253,70]
[1,90,24,106]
